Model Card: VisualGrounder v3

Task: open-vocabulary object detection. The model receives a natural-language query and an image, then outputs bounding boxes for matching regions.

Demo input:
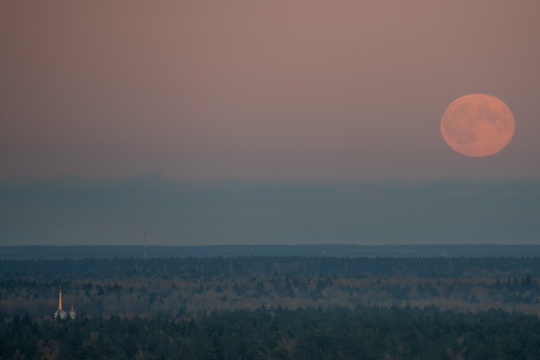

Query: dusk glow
[1,1,539,245]
[2,1,539,181]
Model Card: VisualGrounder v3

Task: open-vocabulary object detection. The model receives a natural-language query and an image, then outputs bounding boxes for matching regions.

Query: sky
[1,1,539,246]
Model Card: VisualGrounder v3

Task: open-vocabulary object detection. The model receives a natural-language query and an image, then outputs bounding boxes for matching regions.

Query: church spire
[58,288,63,310]
[54,288,66,320]
[69,302,76,320]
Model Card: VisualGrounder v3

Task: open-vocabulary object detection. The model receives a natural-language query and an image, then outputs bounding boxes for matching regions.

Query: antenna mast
[144,231,148,259]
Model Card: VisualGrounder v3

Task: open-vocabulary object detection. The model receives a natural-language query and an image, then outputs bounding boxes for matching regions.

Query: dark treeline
[4,245,540,260]
[2,306,540,359]
[2,256,540,280]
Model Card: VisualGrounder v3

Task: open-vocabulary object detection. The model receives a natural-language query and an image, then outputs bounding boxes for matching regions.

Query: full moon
[440,94,515,157]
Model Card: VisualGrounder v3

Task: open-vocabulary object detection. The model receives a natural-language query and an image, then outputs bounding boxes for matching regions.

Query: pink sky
[2,1,539,181]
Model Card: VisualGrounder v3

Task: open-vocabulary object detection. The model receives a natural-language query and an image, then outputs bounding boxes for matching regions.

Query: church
[54,288,76,320]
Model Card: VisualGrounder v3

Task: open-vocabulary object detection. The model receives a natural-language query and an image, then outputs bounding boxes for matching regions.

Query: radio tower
[144,231,148,259]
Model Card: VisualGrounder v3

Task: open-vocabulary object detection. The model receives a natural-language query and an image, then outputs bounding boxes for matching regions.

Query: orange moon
[440,94,515,157]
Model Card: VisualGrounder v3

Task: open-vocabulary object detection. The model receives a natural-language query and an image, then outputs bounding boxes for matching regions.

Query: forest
[1,256,540,359]
[3,306,540,359]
